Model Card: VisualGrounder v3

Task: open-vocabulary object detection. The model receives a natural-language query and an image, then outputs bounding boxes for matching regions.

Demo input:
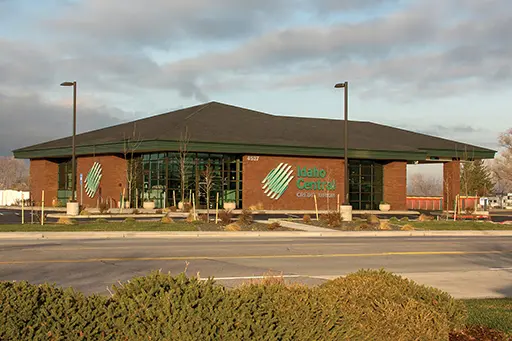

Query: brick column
[383,161,407,211]
[30,159,58,206]
[443,161,460,211]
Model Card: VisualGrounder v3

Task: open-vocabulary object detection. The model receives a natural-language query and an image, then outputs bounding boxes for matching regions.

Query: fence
[0,190,30,206]
[406,197,443,211]
[407,196,480,211]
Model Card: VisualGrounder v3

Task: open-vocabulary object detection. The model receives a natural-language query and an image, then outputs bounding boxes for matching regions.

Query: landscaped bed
[295,213,512,231]
[0,210,293,232]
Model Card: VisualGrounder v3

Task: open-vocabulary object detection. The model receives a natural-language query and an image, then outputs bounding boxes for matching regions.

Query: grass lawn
[0,221,286,232]
[300,217,512,231]
[463,298,512,334]
[393,220,511,230]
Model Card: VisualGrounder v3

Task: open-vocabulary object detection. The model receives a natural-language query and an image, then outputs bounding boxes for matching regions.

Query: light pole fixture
[334,81,349,205]
[60,81,77,202]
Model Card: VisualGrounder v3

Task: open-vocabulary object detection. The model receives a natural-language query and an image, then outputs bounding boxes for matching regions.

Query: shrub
[124,217,136,223]
[356,222,372,231]
[155,209,163,214]
[389,216,400,223]
[320,269,466,337]
[267,222,281,230]
[256,202,264,210]
[98,202,108,214]
[0,281,110,340]
[198,214,208,223]
[95,218,108,224]
[401,224,415,231]
[0,269,466,341]
[419,213,434,221]
[218,209,233,225]
[238,209,253,226]
[169,206,177,212]
[108,271,229,340]
[186,212,195,223]
[56,217,77,225]
[132,208,140,214]
[79,209,90,216]
[302,214,312,224]
[320,211,342,227]
[366,214,380,224]
[161,216,173,224]
[379,221,392,230]
[224,222,241,231]
[400,216,409,222]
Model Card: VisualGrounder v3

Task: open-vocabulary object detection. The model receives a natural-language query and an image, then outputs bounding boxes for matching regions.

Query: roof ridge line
[184,102,213,120]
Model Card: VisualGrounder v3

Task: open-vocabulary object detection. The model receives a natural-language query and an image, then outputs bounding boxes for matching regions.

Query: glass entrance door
[349,160,383,210]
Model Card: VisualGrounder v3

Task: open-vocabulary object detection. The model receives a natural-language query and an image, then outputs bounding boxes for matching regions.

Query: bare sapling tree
[123,123,142,206]
[0,157,29,191]
[200,160,214,221]
[408,173,442,197]
[177,127,191,207]
[494,128,512,193]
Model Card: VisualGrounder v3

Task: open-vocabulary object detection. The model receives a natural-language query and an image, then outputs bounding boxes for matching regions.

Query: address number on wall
[247,156,260,161]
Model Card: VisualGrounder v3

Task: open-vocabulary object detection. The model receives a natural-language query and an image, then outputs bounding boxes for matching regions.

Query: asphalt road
[1,236,512,298]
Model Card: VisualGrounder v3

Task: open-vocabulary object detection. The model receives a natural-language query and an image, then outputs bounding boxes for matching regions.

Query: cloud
[403,124,500,150]
[45,0,398,49]
[1,0,511,135]
[122,0,511,99]
[0,92,127,156]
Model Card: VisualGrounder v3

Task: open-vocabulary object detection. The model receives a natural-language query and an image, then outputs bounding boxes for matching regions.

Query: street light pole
[61,81,77,202]
[334,81,349,205]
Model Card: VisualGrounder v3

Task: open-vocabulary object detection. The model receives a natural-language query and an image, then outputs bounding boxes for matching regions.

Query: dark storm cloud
[0,93,125,156]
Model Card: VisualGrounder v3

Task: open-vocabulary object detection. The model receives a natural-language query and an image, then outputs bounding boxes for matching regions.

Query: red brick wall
[29,159,58,206]
[77,155,127,208]
[443,161,460,210]
[243,155,344,210]
[383,161,407,210]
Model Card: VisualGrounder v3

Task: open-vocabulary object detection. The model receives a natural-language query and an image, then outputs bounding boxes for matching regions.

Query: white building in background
[0,190,30,206]
[504,193,512,209]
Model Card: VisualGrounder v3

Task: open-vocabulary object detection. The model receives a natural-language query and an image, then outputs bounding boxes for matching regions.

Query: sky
[1,0,511,178]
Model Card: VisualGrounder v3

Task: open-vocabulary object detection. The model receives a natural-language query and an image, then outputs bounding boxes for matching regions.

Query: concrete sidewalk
[2,230,512,240]
[277,220,334,232]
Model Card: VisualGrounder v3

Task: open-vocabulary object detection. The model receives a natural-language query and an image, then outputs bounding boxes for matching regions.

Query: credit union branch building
[13,102,495,211]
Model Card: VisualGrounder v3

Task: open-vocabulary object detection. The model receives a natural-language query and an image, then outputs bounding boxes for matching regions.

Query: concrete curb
[47,214,166,219]
[1,230,512,240]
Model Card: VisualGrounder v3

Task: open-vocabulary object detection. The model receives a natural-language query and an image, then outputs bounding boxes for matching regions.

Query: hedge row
[0,270,466,341]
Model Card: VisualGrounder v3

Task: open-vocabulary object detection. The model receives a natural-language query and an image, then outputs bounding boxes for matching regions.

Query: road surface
[0,236,511,298]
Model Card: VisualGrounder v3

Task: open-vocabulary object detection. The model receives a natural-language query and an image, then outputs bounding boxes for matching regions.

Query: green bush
[389,217,400,223]
[320,269,466,332]
[0,281,110,340]
[0,270,466,341]
[124,217,136,223]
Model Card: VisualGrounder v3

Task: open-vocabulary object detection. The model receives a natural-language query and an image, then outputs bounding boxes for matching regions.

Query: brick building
[13,102,495,211]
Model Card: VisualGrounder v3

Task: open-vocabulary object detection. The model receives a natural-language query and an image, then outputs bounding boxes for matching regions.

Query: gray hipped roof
[13,101,495,159]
